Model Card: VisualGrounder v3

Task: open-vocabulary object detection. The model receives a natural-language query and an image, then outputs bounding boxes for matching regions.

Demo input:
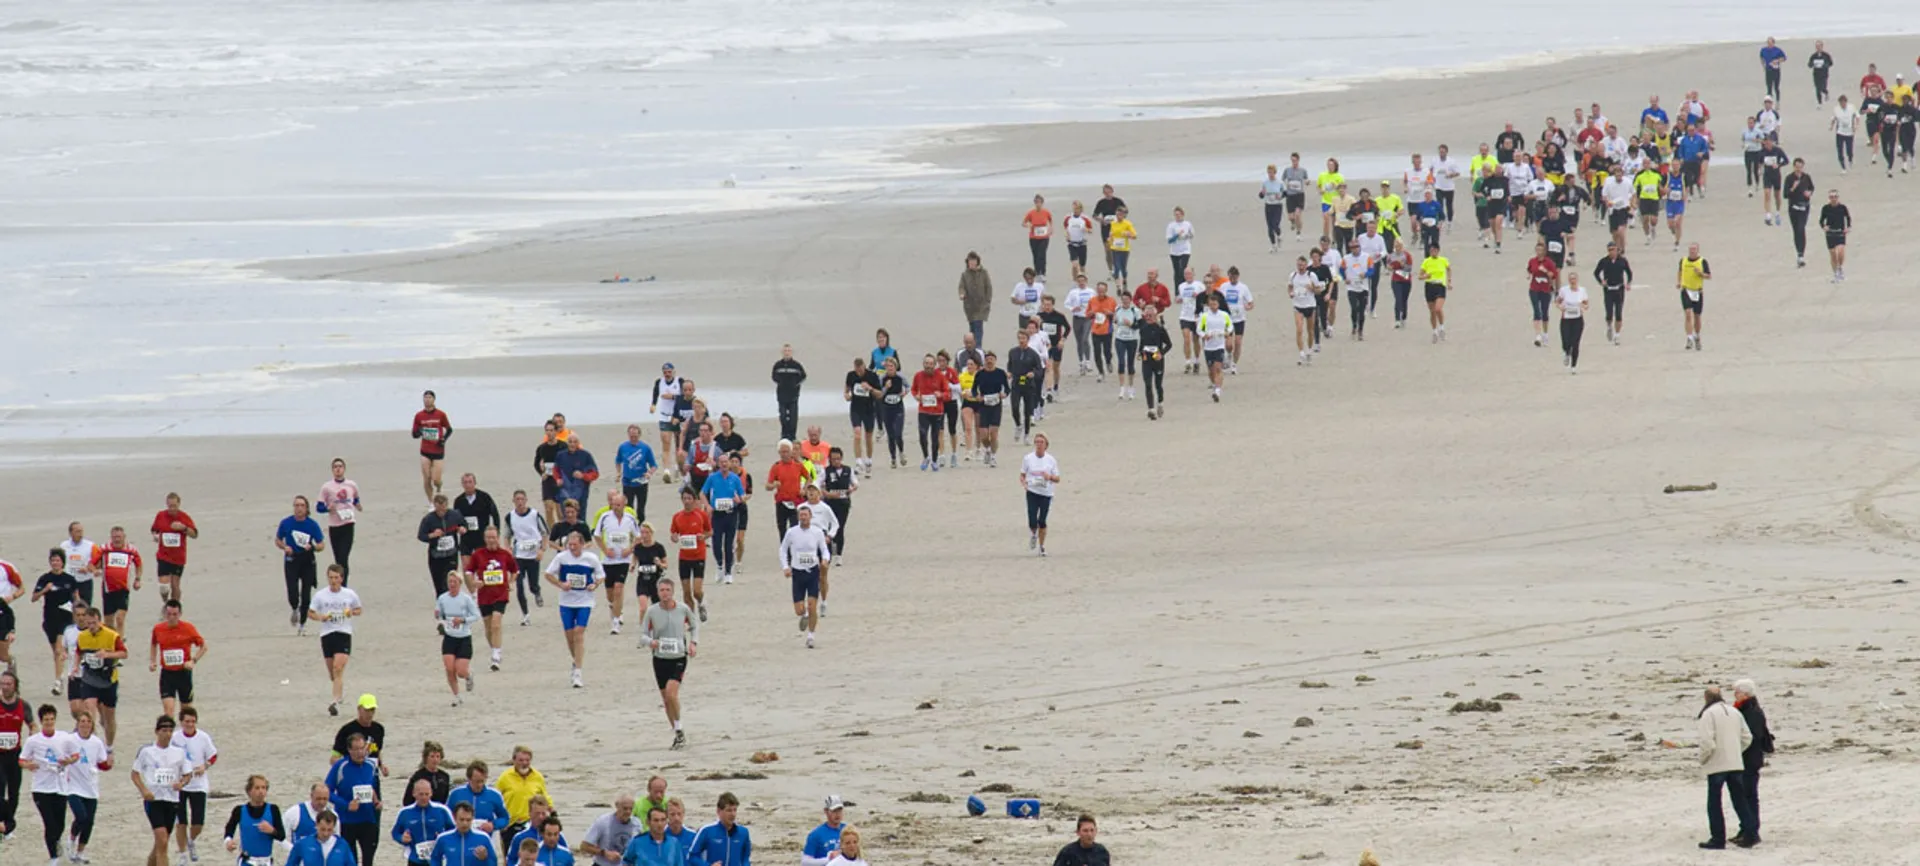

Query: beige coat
[1697,701,1753,776]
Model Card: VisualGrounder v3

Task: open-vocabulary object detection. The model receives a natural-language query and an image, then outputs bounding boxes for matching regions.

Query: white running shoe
[464,673,474,692]
[721,571,734,585]
[820,601,828,617]
[609,618,622,635]
[806,633,816,649]
[519,614,530,627]
[570,668,583,688]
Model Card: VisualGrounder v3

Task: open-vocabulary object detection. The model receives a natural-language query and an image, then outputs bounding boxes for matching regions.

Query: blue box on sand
[1006,798,1041,818]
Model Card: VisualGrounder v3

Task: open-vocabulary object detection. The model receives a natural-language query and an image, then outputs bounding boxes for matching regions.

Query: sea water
[0,0,1902,439]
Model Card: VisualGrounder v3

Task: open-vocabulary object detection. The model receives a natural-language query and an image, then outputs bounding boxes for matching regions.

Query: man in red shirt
[464,526,518,671]
[0,671,27,837]
[910,353,950,471]
[148,598,206,718]
[1526,242,1560,348]
[1861,63,1886,99]
[149,492,198,604]
[764,442,808,541]
[89,526,142,633]
[411,389,453,506]
[1131,268,1172,315]
[668,490,712,623]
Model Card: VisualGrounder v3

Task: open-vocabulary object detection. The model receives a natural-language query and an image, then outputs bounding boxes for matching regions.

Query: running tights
[1561,317,1585,368]
[1024,491,1052,531]
[328,523,355,584]
[710,512,738,575]
[825,499,850,555]
[774,502,797,544]
[1091,332,1113,375]
[1836,134,1853,169]
[0,758,17,834]
[341,822,379,866]
[1421,225,1441,253]
[283,555,316,616]
[66,795,96,846]
[1111,250,1130,282]
[1603,288,1625,325]
[1072,317,1092,364]
[882,406,905,462]
[33,792,65,857]
[1789,207,1809,256]
[1367,265,1382,311]
[1744,152,1761,186]
[1169,254,1190,283]
[1763,66,1781,101]
[1264,203,1284,244]
[623,483,650,525]
[1392,281,1412,323]
[1141,361,1166,410]
[1114,339,1137,376]
[1813,69,1830,103]
[1347,290,1369,335]
[1029,237,1048,275]
[1439,189,1456,222]
[917,413,942,462]
[1011,386,1038,435]
[1883,131,1899,168]
[514,557,543,614]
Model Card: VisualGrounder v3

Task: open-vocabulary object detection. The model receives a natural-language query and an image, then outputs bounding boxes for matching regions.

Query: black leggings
[0,758,16,835]
[1836,134,1853,169]
[1789,207,1809,256]
[341,822,379,866]
[1813,69,1829,102]
[1763,66,1781,100]
[1560,317,1585,368]
[882,404,905,461]
[1091,332,1113,375]
[1029,237,1048,275]
[1347,290,1369,334]
[1264,203,1284,244]
[1011,385,1039,435]
[67,795,96,846]
[623,483,650,524]
[1603,288,1625,325]
[1141,361,1166,409]
[328,523,355,584]
[917,414,942,462]
[283,555,316,614]
[825,499,850,555]
[514,558,542,614]
[1439,189,1456,222]
[1882,129,1897,166]
[1392,281,1412,323]
[1170,254,1190,283]
[1025,491,1052,531]
[1744,151,1761,186]
[34,791,65,857]
[1115,339,1137,376]
[710,512,738,574]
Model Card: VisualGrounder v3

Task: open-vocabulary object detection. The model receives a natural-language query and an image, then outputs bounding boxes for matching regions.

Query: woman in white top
[1831,94,1858,171]
[22,703,78,861]
[306,565,363,717]
[1165,207,1195,290]
[64,710,107,861]
[1019,434,1060,557]
[132,715,193,866]
[506,490,548,625]
[1557,273,1591,373]
[825,826,868,866]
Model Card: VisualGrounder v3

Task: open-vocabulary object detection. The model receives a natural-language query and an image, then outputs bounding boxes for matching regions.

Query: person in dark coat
[1732,678,1775,847]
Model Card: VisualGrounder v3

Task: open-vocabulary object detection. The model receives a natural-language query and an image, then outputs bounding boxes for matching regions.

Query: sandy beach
[8,34,1920,865]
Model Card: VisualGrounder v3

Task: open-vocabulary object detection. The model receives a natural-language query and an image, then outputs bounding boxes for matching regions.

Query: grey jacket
[959,267,994,322]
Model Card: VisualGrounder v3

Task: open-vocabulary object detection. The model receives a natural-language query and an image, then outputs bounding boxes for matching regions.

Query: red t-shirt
[1132,281,1171,313]
[412,409,452,456]
[910,371,949,415]
[669,509,711,561]
[91,544,142,592]
[150,510,196,566]
[150,621,205,671]
[466,548,519,606]
[766,460,806,505]
[1527,257,1559,293]
[1862,74,1885,94]
[1024,208,1053,240]
[0,699,26,753]
[1576,126,1603,147]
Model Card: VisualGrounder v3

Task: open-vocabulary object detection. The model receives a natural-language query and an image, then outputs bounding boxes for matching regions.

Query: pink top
[318,479,362,528]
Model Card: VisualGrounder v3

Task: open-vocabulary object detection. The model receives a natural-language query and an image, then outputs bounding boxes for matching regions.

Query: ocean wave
[0,19,67,33]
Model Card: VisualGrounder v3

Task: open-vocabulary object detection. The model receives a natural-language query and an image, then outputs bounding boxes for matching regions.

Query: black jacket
[771,358,807,399]
[1007,346,1044,388]
[417,510,466,560]
[452,490,500,554]
[1737,698,1774,771]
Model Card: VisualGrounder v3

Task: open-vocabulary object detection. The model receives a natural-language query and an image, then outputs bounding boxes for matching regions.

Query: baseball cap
[357,693,378,710]
[824,795,845,810]
[662,362,675,370]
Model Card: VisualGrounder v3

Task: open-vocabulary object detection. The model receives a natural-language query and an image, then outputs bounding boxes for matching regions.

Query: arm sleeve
[777,532,792,569]
[417,516,435,544]
[412,416,422,439]
[224,805,245,840]
[271,804,287,840]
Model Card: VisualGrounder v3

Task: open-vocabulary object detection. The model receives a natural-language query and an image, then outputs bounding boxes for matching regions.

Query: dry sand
[8,35,1920,865]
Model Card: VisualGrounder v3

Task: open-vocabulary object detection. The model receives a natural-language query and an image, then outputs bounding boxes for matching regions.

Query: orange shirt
[150,621,205,671]
[767,459,806,504]
[1086,295,1118,335]
[91,544,142,592]
[669,509,710,561]
[798,439,831,467]
[1024,208,1053,240]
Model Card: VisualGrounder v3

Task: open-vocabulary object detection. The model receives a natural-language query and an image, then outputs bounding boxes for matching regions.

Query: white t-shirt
[1503,162,1534,192]
[653,377,681,421]
[1063,286,1094,319]
[1021,452,1060,497]
[507,509,548,560]
[1341,254,1371,288]
[60,539,97,584]
[1557,285,1589,318]
[1219,280,1253,320]
[170,729,218,793]
[309,587,362,636]
[778,525,832,572]
[1176,281,1202,321]
[1602,177,1635,210]
[1197,311,1231,352]
[544,550,606,608]
[1755,109,1780,137]
[1063,214,1094,245]
[64,733,107,799]
[1011,281,1042,318]
[1431,157,1462,191]
[1834,106,1858,136]
[134,743,192,803]
[1289,271,1323,309]
[594,512,639,564]
[61,625,80,680]
[1357,232,1387,263]
[27,729,77,794]
[1025,329,1051,357]
[1527,179,1552,201]
[1403,164,1432,199]
[801,501,840,539]
[1165,220,1194,256]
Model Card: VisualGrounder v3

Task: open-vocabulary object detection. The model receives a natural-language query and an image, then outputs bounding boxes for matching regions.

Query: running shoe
[452,696,462,707]
[571,669,583,689]
[534,595,544,608]
[1210,389,1220,403]
[698,604,708,623]
[1029,532,1037,550]
[609,619,622,635]
[519,614,530,627]
[721,571,734,585]
[820,601,828,617]
[328,702,339,717]
[919,459,929,471]
[289,609,300,628]
[489,659,501,672]
[932,461,941,472]
[806,634,815,649]
[464,673,474,692]
[49,683,59,697]
[671,731,686,750]
[189,840,199,862]
[798,615,807,633]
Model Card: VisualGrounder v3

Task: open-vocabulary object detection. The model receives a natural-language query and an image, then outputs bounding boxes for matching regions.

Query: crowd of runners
[0,40,1902,866]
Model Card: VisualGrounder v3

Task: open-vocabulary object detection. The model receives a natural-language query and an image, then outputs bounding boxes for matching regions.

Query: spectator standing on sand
[1051,814,1110,866]
[958,252,994,348]
[1731,679,1775,848]
[1695,685,1754,850]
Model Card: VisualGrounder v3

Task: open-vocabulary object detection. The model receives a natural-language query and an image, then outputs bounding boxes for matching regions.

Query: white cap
[824,795,845,810]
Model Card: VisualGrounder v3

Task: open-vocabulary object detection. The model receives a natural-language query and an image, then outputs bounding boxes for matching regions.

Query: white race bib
[983,394,1001,406]
[513,539,539,557]
[435,536,456,553]
[1489,189,1506,199]
[482,567,506,587]
[695,462,712,473]
[852,383,870,397]
[162,649,185,666]
[656,637,683,654]
[918,394,938,407]
[713,498,734,512]
[289,534,311,551]
[464,516,479,531]
[1026,474,1051,494]
[247,857,273,866]
[1686,289,1702,302]
[1031,223,1050,238]
[336,507,356,523]
[1668,188,1683,201]
[793,551,819,570]
[1547,241,1564,253]
[606,531,630,548]
[352,784,373,804]
[1093,313,1107,325]
[678,536,698,550]
[107,552,131,568]
[414,841,435,861]
[0,732,17,749]
[422,427,441,442]
[884,394,902,405]
[1421,216,1438,226]
[566,574,588,590]
[160,532,182,548]
[154,768,177,786]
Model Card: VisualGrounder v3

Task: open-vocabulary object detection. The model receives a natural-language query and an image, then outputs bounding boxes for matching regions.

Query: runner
[69,607,121,747]
[877,357,908,468]
[934,354,961,468]
[324,732,382,865]
[1384,239,1415,329]
[131,714,192,866]
[63,708,106,861]
[629,524,669,627]
[308,565,362,716]
[1478,163,1509,253]
[1421,243,1453,343]
[0,557,18,673]
[1757,138,1789,225]
[543,533,603,688]
[700,457,744,584]
[820,449,856,563]
[1677,242,1712,350]
[1316,158,1344,240]
[1592,242,1635,344]
[1134,306,1172,420]
[843,359,880,476]
[169,706,218,863]
[1340,243,1371,340]
[972,352,1010,464]
[446,763,508,843]
[1833,94,1858,172]
[1174,266,1202,374]
[1818,189,1852,281]
[406,742,451,805]
[310,460,364,587]
[553,434,599,513]
[615,426,659,526]
[1019,433,1060,556]
[1006,325,1043,444]
[959,356,981,461]
[0,672,24,841]
[533,421,565,526]
[393,777,454,866]
[1898,93,1919,174]
[432,573,479,706]
[1409,191,1442,263]
[31,552,76,697]
[648,363,684,466]
[410,390,452,505]
[1219,267,1254,368]
[463,527,516,671]
[1526,241,1559,347]
[1276,154,1311,241]
[1662,158,1687,250]
[417,495,466,598]
[1009,269,1043,340]
[667,491,711,624]
[1092,185,1125,278]
[797,486,840,616]
[1557,272,1591,374]
[286,782,330,850]
[87,527,140,635]
[57,524,96,610]
[779,506,832,649]
[771,344,807,443]
[1109,289,1138,400]
[507,492,549,625]
[1165,207,1194,287]
[1782,158,1817,267]
[148,600,205,719]
[1288,257,1323,363]
[910,355,949,471]
[1196,294,1231,401]
[592,492,639,632]
[1633,161,1663,244]
[1022,194,1052,275]
[21,703,76,866]
[1063,203,1095,274]
[681,421,723,496]
[146,494,196,604]
[1259,165,1286,251]
[1432,144,1463,226]
[1086,281,1116,385]
[1106,207,1137,288]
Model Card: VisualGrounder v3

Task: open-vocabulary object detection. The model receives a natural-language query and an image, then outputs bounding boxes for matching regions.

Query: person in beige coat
[958,252,994,349]
[1696,685,1755,849]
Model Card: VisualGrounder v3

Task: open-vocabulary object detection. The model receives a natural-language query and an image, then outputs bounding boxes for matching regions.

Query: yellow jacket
[495,767,549,824]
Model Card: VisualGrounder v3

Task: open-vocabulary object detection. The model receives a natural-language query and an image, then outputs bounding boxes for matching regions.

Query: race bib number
[566,573,588,590]
[464,516,479,531]
[982,394,1001,406]
[1286,179,1303,192]
[1093,313,1107,325]
[1561,205,1577,217]
[793,551,819,570]
[1421,216,1437,226]
[695,462,712,473]
[606,531,630,548]
[656,637,683,654]
[919,394,938,407]
[1031,223,1049,238]
[162,649,186,666]
[108,552,131,568]
[852,383,869,397]
[327,609,346,623]
[883,394,902,405]
[289,534,311,551]
[422,427,441,442]
[1547,241,1564,253]
[1026,473,1050,494]
[0,732,16,749]
[713,498,734,512]
[154,768,177,787]
[1488,189,1506,199]
[414,841,435,861]
[513,539,539,557]
[160,532,182,547]
[679,536,698,550]
[1686,290,1702,302]
[1668,188,1683,201]
[336,507,355,523]
[247,857,273,866]
[482,567,506,586]
[435,536,456,553]
[352,784,373,804]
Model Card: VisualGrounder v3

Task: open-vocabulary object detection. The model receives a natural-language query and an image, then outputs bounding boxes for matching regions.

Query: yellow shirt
[76,625,123,683]
[1892,84,1914,104]
[1678,256,1709,291]
[959,370,978,402]
[1469,154,1500,181]
[495,767,549,824]
[1420,256,1450,283]
[1332,195,1356,229]
[1107,219,1136,252]
[1316,172,1345,205]
[1634,170,1663,200]
[1377,193,1403,227]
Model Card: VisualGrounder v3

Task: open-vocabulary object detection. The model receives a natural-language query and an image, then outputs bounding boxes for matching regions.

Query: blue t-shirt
[1760,45,1785,68]
[1677,134,1710,162]
[701,471,746,509]
[277,515,325,560]
[802,823,843,861]
[615,441,658,486]
[1640,106,1669,127]
[869,345,897,372]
